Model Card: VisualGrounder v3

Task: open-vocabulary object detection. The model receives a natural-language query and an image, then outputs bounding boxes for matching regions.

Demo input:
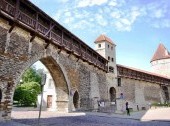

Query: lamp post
[38,73,46,126]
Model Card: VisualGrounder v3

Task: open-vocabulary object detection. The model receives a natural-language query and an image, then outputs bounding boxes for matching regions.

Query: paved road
[0,109,170,126]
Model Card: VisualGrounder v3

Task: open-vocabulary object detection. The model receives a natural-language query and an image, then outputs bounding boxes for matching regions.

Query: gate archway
[12,55,71,113]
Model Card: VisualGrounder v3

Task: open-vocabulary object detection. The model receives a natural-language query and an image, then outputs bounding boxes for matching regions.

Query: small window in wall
[111,46,113,50]
[108,56,110,61]
[118,78,121,87]
[108,44,109,48]
[48,79,53,89]
[98,44,101,48]
[112,58,114,62]
[109,66,114,73]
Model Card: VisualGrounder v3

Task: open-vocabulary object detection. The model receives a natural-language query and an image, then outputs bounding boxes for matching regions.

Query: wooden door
[47,95,52,108]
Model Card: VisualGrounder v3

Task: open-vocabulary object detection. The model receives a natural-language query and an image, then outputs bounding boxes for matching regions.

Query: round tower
[94,34,116,74]
[150,43,170,77]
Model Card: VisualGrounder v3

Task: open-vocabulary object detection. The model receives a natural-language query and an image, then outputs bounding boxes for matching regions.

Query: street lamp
[38,73,46,126]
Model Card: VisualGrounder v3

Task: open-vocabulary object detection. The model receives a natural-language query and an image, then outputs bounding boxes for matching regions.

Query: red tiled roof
[151,43,170,62]
[117,64,170,80]
[94,34,116,45]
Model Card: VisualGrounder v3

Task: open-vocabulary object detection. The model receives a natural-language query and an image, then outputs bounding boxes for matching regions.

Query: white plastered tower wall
[150,43,170,78]
[151,59,170,78]
[94,35,119,111]
[150,43,170,103]
[94,34,117,76]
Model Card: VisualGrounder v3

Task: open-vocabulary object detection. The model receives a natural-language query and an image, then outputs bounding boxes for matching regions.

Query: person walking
[126,102,130,116]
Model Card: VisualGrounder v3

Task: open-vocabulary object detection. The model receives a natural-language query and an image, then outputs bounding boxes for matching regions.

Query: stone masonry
[0,18,110,120]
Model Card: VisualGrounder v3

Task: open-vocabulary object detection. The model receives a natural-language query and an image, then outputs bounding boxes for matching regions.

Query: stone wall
[0,18,109,120]
[119,78,163,111]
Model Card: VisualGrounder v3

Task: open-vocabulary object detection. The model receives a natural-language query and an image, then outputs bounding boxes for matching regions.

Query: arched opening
[11,56,70,120]
[40,57,69,112]
[162,86,169,102]
[109,87,116,102]
[73,91,79,109]
[0,88,2,103]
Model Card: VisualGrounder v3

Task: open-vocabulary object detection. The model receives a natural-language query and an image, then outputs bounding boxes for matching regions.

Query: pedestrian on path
[126,102,130,116]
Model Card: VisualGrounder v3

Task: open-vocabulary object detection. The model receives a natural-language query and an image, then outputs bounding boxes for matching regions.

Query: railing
[117,65,170,85]
[0,0,108,71]
[18,11,36,28]
[51,32,62,45]
[0,0,15,17]
[63,39,72,51]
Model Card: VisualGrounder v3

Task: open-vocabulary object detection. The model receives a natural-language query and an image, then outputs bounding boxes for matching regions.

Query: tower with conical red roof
[150,43,170,77]
[94,34,117,74]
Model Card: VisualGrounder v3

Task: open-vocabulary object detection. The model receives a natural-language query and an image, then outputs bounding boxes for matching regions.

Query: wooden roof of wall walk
[117,64,170,85]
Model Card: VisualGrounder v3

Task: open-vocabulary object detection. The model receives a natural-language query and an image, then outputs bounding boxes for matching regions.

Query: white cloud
[152,19,170,28]
[95,14,108,26]
[77,0,108,8]
[72,20,94,29]
[108,0,117,6]
[110,10,121,19]
[130,7,141,22]
[114,21,131,31]
[153,9,165,18]
[52,0,170,33]
[145,1,167,19]
[60,0,69,3]
[112,7,141,31]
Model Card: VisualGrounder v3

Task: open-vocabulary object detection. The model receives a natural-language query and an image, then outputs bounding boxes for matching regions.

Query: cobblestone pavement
[0,108,170,126]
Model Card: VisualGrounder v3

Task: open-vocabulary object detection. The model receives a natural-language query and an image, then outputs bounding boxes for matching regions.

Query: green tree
[22,67,42,84]
[14,67,43,106]
[14,82,41,106]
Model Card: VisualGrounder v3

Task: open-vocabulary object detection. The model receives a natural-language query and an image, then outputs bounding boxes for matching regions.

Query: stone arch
[162,86,169,102]
[109,87,116,102]
[12,54,71,112]
[73,90,79,109]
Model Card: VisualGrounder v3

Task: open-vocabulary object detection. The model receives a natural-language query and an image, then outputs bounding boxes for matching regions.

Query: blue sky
[31,0,170,71]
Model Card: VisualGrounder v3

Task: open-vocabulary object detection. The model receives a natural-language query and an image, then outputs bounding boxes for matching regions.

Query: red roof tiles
[94,34,116,45]
[151,43,170,62]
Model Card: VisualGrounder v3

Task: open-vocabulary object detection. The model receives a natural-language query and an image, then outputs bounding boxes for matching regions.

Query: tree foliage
[14,67,42,106]
[22,67,42,84]
[14,82,41,106]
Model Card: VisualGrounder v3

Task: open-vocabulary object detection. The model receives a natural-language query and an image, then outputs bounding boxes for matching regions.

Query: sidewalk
[80,107,170,122]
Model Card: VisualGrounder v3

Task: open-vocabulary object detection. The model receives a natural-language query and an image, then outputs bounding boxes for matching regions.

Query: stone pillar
[0,81,14,120]
[115,99,125,114]
[56,100,69,112]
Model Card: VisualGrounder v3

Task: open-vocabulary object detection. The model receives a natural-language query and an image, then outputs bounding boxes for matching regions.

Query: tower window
[108,56,110,61]
[118,78,121,87]
[111,46,113,50]
[108,44,109,48]
[98,44,101,48]
[109,66,114,73]
[112,58,114,62]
